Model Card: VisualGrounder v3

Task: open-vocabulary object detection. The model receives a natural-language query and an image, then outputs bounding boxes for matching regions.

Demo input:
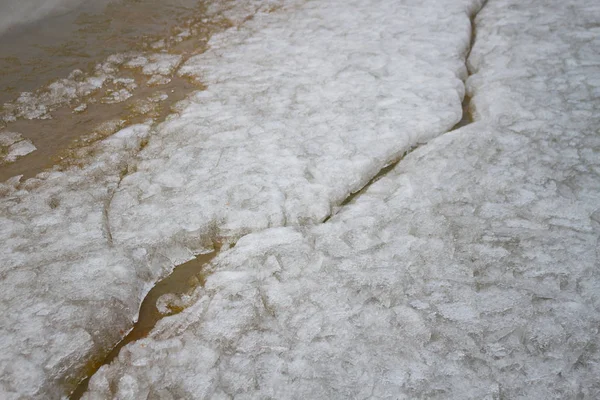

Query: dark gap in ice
[451,93,473,130]
[322,146,419,223]
[327,3,484,221]
[69,243,222,399]
[450,2,485,131]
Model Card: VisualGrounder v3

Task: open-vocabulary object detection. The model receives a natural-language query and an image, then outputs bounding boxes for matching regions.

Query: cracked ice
[1,0,599,399]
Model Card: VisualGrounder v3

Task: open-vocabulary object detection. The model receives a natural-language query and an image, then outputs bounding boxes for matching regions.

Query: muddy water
[0,0,203,104]
[69,245,221,399]
[0,0,232,181]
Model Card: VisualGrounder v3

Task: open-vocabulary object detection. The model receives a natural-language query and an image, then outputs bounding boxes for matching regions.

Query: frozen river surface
[1,0,599,398]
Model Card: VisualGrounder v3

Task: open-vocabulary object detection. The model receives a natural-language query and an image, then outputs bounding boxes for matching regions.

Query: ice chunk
[0,131,36,164]
[111,0,475,247]
[124,54,183,76]
[147,75,171,86]
[0,124,153,399]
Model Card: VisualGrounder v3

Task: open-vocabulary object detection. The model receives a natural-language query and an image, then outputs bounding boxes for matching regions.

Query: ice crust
[124,54,183,77]
[82,0,600,399]
[0,0,478,398]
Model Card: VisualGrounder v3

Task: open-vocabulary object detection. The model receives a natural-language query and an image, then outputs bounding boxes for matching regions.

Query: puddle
[68,244,222,399]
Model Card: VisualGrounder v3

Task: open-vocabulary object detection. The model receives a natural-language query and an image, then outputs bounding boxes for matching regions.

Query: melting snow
[2,0,599,398]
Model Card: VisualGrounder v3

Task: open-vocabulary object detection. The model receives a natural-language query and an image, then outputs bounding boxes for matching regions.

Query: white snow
[0,0,479,398]
[81,0,600,399]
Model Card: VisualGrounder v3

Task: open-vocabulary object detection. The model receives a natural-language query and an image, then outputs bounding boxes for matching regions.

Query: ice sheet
[0,0,478,398]
[0,123,156,399]
[82,0,600,398]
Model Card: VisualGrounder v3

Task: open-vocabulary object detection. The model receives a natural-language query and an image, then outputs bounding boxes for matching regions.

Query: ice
[82,0,600,398]
[101,88,133,104]
[73,103,88,113]
[0,1,285,125]
[124,54,183,76]
[110,0,476,246]
[0,131,36,164]
[0,0,478,398]
[147,75,172,86]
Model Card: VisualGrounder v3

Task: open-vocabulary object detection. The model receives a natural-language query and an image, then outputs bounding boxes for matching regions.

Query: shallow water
[0,0,203,104]
[0,74,200,181]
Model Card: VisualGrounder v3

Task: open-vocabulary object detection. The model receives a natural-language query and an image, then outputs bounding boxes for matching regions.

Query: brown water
[69,244,221,399]
[0,0,232,182]
[0,0,205,104]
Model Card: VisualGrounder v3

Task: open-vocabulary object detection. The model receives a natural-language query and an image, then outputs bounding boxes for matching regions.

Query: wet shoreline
[0,0,232,182]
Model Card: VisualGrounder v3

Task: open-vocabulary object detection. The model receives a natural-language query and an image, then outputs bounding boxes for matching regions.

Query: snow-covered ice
[81,0,600,399]
[0,0,480,398]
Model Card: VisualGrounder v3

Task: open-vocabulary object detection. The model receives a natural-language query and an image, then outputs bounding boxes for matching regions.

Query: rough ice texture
[82,0,600,399]
[0,131,36,165]
[0,0,477,398]
[110,0,475,246]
